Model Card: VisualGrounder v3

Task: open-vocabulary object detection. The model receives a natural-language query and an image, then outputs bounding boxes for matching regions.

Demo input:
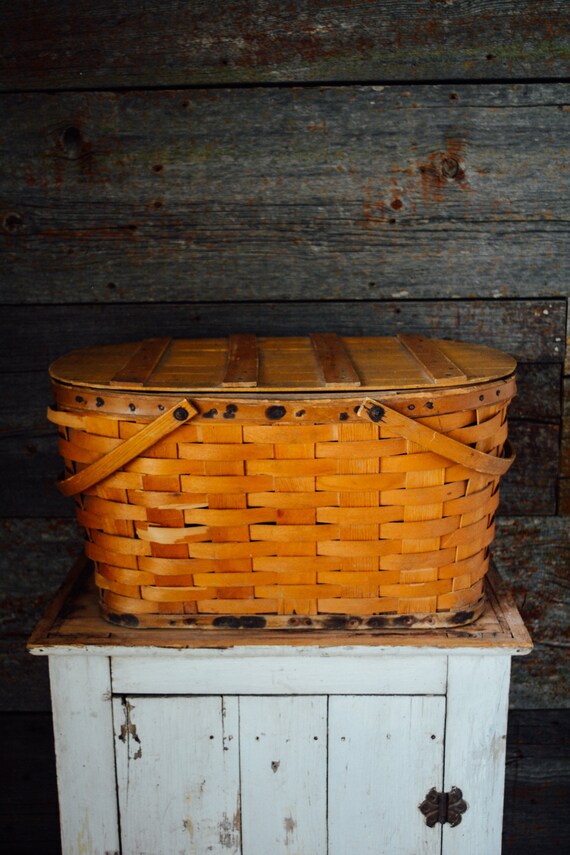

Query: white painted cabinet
[29,563,532,855]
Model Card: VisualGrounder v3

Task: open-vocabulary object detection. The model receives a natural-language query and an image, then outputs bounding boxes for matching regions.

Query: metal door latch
[419,787,468,827]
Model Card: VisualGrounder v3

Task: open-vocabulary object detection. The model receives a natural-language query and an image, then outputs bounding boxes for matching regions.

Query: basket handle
[55,399,199,497]
[357,397,515,476]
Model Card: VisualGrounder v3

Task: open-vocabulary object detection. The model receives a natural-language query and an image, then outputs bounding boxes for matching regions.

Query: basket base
[100,596,486,631]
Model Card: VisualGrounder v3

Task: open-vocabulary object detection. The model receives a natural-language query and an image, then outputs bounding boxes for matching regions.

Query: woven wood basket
[48,333,516,630]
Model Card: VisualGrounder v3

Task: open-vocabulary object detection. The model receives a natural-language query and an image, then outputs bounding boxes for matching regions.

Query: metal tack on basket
[47,332,516,630]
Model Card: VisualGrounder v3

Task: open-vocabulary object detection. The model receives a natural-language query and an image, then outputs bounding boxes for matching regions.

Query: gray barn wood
[3,300,564,365]
[0,2,568,849]
[1,1,568,90]
[1,84,568,303]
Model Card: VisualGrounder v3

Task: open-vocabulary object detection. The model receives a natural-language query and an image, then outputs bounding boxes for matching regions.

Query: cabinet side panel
[49,655,120,855]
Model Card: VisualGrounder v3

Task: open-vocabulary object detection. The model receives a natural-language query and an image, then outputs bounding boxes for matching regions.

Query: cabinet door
[113,695,240,855]
[328,696,445,855]
[240,695,328,855]
[114,694,444,855]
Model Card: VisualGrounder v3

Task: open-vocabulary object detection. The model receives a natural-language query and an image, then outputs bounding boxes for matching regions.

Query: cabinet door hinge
[419,787,468,827]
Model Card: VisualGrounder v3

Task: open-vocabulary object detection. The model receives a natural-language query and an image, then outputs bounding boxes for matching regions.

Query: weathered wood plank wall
[1,3,568,852]
[0,0,570,855]
[1,3,568,719]
[2,85,569,302]
[1,0,568,88]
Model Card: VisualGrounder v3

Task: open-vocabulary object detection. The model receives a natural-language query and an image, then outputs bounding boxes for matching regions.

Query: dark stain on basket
[321,615,364,630]
[450,610,475,625]
[213,615,267,629]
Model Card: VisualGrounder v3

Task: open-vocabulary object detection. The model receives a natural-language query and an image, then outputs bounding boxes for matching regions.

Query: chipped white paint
[441,656,512,855]
[48,656,120,855]
[113,695,240,855]
[45,644,521,853]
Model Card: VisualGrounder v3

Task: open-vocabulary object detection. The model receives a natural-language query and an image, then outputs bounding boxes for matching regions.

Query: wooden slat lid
[49,334,516,393]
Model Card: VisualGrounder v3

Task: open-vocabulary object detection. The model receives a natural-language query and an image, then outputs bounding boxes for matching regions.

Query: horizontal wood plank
[1,2,568,91]
[111,653,447,695]
[2,301,565,371]
[499,421,560,516]
[0,518,82,634]
[0,712,61,851]
[503,710,570,855]
[493,517,570,710]
[508,363,562,421]
[1,85,569,302]
[559,377,570,513]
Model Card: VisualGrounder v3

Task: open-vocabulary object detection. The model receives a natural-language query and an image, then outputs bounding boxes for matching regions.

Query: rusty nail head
[366,403,385,423]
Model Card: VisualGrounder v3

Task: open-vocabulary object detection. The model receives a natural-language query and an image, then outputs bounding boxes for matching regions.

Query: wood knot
[1,212,25,235]
[441,156,460,179]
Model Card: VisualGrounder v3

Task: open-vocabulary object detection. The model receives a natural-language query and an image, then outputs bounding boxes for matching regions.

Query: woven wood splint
[48,334,516,630]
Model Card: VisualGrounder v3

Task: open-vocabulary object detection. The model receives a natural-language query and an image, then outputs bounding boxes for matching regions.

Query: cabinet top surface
[28,557,532,655]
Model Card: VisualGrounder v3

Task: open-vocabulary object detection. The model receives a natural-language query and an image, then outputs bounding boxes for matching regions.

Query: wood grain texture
[0,518,82,634]
[559,376,570,513]
[240,696,327,855]
[1,85,569,303]
[114,695,240,855]
[503,710,570,855]
[1,1,568,91]
[49,656,120,855]
[500,421,560,516]
[3,301,565,370]
[111,652,447,696]
[0,6,567,835]
[329,695,444,855]
[1,362,560,431]
[2,709,566,855]
[443,656,511,855]
[494,517,570,710]
[1,300,562,517]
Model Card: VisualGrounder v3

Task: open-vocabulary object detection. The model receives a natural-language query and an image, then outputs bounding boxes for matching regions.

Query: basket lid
[49,334,516,393]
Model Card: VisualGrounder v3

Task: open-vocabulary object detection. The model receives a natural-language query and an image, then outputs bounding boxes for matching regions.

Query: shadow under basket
[48,333,516,630]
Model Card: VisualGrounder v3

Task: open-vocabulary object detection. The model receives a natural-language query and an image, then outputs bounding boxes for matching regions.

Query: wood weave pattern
[49,380,514,626]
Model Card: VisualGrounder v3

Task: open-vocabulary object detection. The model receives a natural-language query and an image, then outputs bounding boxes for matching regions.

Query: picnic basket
[48,333,516,629]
